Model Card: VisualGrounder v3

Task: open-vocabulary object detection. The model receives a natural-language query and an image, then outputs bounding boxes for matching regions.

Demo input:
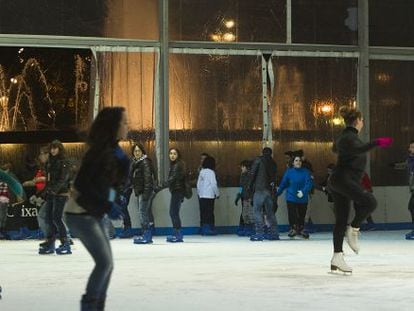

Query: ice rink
[1,231,414,311]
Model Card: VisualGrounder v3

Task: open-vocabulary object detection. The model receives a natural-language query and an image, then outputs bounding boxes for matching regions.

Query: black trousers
[329,171,377,253]
[199,198,215,226]
[408,192,414,223]
[287,202,307,229]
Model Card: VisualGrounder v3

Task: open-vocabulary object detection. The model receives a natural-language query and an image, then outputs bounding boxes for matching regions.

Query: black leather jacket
[131,157,154,201]
[166,160,185,193]
[75,146,130,218]
[249,155,277,192]
[333,126,377,180]
[45,155,70,195]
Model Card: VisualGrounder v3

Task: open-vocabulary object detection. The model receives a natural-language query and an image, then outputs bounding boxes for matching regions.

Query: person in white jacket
[197,156,219,235]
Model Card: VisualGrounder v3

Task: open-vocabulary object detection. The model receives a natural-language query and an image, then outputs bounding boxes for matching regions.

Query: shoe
[288,228,297,238]
[39,240,55,255]
[330,252,352,273]
[243,224,254,237]
[56,240,72,255]
[81,294,97,311]
[250,233,264,241]
[299,229,310,239]
[263,233,280,240]
[118,227,133,239]
[166,229,184,243]
[201,224,218,236]
[134,230,153,244]
[346,226,360,254]
[236,225,245,236]
[405,230,414,240]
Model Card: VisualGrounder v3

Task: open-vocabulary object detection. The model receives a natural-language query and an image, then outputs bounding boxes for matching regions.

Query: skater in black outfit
[328,105,392,273]
[64,107,130,310]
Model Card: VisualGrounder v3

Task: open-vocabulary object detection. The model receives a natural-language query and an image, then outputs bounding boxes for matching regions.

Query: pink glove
[375,137,393,148]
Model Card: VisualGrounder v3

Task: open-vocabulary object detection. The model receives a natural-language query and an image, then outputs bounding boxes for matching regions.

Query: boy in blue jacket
[276,155,313,238]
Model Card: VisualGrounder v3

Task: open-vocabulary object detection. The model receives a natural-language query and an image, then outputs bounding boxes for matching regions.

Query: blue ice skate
[405,230,414,240]
[166,229,184,243]
[55,241,72,255]
[38,241,55,255]
[134,230,153,244]
[250,233,264,241]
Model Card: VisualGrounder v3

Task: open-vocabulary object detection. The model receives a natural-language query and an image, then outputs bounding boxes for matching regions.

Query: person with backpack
[249,147,279,241]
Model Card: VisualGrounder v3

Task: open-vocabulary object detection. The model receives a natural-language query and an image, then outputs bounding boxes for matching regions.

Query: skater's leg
[331,190,351,253]
[65,214,113,299]
[169,192,183,229]
[206,198,215,228]
[38,200,55,240]
[139,196,150,231]
[408,193,414,224]
[263,193,278,236]
[297,203,308,229]
[287,202,297,228]
[252,191,266,235]
[51,195,69,244]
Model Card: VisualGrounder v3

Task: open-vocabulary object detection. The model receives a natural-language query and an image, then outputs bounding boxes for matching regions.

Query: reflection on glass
[0,47,91,132]
[370,0,414,47]
[169,0,286,42]
[292,0,358,45]
[271,57,357,181]
[0,0,158,40]
[370,60,414,185]
[170,54,263,186]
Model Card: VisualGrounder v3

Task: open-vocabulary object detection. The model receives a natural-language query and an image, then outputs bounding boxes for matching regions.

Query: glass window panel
[292,0,358,45]
[97,51,156,159]
[169,0,286,43]
[370,60,414,186]
[370,0,414,47]
[0,0,158,40]
[0,47,92,133]
[270,57,358,182]
[169,54,263,186]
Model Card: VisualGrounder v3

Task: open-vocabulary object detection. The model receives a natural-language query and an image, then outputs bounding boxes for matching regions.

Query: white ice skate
[346,226,360,254]
[330,252,352,274]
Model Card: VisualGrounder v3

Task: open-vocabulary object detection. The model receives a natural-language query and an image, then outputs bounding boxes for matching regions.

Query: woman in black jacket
[38,140,71,255]
[131,143,155,244]
[164,147,186,243]
[64,107,130,310]
[328,105,392,273]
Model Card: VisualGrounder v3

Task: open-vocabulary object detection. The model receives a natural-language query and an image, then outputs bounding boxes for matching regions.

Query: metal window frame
[2,0,414,182]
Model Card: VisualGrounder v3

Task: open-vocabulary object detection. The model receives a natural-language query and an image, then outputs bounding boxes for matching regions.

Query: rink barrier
[2,222,413,240]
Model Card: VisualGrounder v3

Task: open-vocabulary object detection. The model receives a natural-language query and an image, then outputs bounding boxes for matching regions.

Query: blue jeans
[38,195,68,240]
[65,214,113,300]
[169,192,184,229]
[117,188,132,228]
[137,194,153,230]
[253,190,278,235]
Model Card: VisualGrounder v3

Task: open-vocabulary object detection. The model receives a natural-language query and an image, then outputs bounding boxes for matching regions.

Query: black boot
[81,294,97,311]
[97,295,106,311]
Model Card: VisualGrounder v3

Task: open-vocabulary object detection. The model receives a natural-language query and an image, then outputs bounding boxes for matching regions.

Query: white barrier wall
[114,186,413,229]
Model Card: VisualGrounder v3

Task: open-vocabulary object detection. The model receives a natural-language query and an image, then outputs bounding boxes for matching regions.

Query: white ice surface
[1,231,414,311]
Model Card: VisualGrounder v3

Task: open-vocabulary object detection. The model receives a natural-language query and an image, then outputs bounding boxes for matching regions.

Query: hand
[375,137,393,148]
[107,202,124,220]
[297,190,304,198]
[234,193,241,206]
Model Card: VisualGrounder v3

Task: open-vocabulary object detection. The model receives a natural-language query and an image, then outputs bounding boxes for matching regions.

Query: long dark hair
[202,156,216,170]
[132,143,146,156]
[169,147,181,162]
[88,107,125,149]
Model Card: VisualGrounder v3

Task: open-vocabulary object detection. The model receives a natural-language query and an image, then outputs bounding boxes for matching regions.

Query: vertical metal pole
[286,0,292,44]
[261,55,271,148]
[91,48,100,119]
[156,0,169,183]
[357,0,370,173]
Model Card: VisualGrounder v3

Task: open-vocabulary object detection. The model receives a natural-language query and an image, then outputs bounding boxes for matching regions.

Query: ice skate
[287,228,297,238]
[39,240,55,255]
[250,233,264,241]
[346,226,360,254]
[405,230,414,240]
[166,229,184,243]
[330,252,352,274]
[134,230,153,244]
[55,241,72,255]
